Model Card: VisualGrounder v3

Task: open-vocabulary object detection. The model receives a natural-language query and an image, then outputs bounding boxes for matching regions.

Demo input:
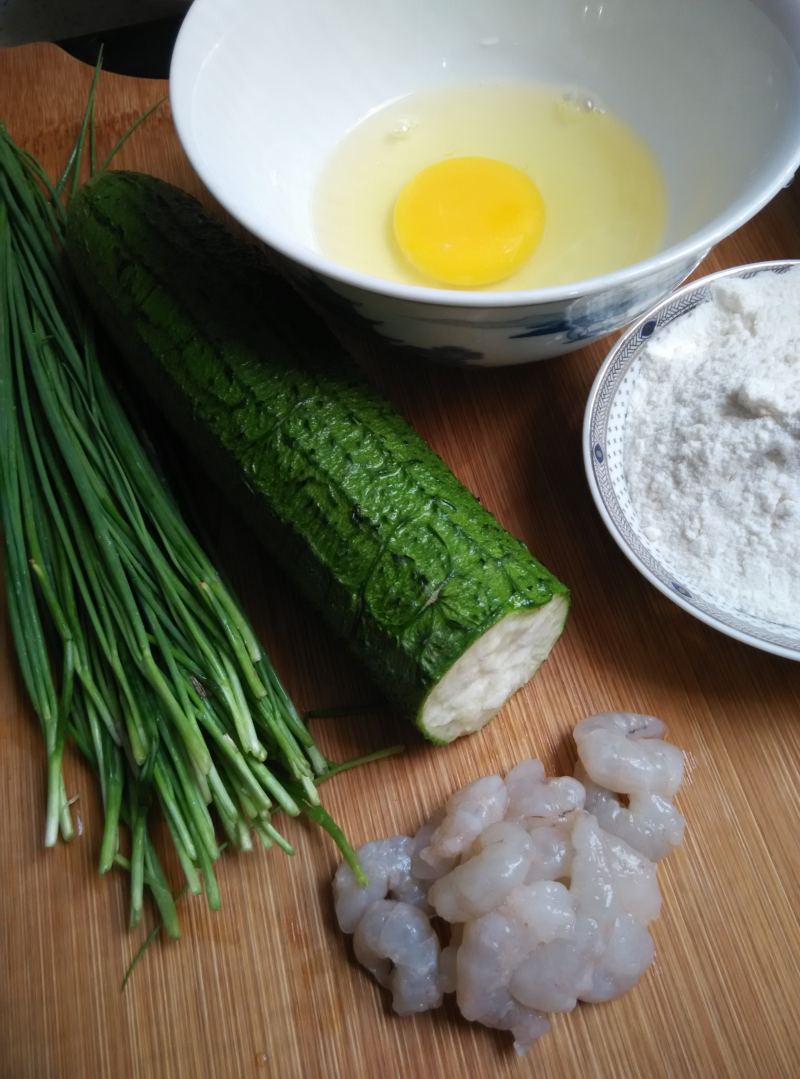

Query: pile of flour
[624,266,800,628]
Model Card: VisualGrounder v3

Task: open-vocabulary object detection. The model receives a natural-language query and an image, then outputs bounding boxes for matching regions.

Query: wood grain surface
[1,42,799,1079]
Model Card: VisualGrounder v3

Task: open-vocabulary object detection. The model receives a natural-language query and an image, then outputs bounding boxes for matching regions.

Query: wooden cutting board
[1,43,799,1079]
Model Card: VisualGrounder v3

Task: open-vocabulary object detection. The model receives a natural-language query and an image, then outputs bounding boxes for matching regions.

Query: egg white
[313,81,667,292]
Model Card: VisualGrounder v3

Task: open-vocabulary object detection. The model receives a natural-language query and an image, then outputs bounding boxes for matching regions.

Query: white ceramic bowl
[170,0,800,366]
[584,260,800,661]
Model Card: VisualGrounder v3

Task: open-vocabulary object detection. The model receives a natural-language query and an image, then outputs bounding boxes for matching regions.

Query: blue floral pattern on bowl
[291,256,704,367]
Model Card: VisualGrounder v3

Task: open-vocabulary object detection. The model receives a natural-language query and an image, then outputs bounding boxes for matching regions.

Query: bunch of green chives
[0,106,370,937]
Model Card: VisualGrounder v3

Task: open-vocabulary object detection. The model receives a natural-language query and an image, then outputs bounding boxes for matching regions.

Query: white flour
[624,266,800,628]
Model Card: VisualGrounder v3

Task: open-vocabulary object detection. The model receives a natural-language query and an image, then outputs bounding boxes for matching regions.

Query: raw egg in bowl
[170,0,800,365]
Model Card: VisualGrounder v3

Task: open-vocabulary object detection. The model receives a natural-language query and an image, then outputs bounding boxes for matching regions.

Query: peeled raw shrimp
[579,913,655,1003]
[332,712,686,1056]
[576,762,685,862]
[429,822,532,922]
[574,712,684,798]
[333,836,429,933]
[569,812,661,927]
[505,759,585,820]
[497,819,600,1016]
[524,819,573,882]
[500,881,577,947]
[509,917,600,1013]
[603,830,661,924]
[505,1007,552,1056]
[456,910,550,1054]
[411,811,456,882]
[463,883,588,1019]
[353,900,442,1015]
[416,776,508,875]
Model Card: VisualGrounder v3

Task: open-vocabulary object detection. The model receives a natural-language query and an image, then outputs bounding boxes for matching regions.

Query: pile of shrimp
[333,713,685,1054]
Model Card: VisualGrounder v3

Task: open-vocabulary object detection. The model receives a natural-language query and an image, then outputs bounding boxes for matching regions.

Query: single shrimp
[574,712,684,797]
[429,821,533,922]
[579,913,655,1003]
[352,899,442,1015]
[333,836,429,934]
[569,811,661,928]
[509,916,600,1013]
[416,775,508,872]
[456,910,550,1055]
[576,762,685,861]
[505,759,585,820]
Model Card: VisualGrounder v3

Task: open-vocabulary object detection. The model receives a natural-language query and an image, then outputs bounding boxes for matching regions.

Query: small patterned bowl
[170,0,800,366]
[583,260,800,661]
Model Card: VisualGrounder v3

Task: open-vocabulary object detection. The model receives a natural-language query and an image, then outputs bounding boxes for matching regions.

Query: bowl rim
[582,258,800,662]
[169,0,800,310]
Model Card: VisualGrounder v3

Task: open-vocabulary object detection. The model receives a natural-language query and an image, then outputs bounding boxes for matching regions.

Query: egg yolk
[392,156,545,288]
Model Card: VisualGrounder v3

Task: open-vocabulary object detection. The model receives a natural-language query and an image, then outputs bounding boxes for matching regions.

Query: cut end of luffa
[65,171,571,746]
[418,596,570,744]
